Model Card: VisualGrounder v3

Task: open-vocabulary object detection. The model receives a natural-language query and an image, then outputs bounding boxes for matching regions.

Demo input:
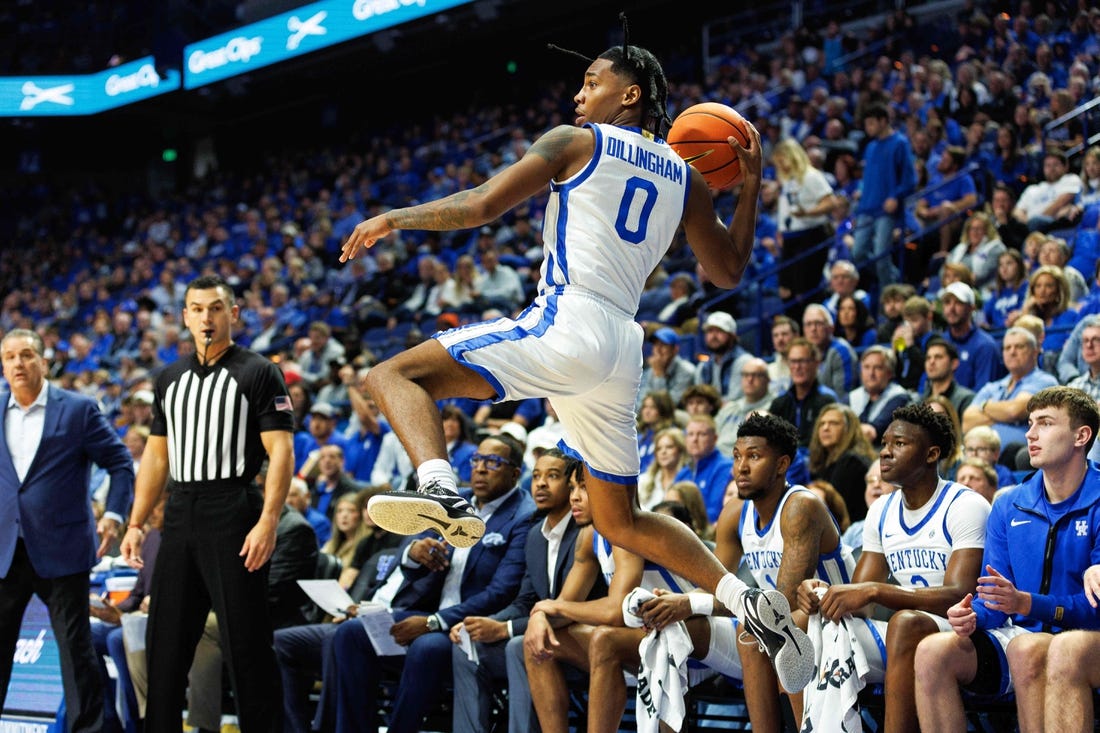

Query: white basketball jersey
[540,123,691,315]
[594,530,694,592]
[738,486,856,590]
[863,479,990,588]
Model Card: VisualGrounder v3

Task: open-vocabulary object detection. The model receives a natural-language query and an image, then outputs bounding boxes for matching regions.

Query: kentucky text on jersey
[886,547,948,575]
[605,136,684,183]
[742,549,783,573]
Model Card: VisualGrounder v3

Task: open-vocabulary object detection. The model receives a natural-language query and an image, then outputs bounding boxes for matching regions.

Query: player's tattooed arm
[527,125,583,165]
[775,492,827,606]
[386,186,487,231]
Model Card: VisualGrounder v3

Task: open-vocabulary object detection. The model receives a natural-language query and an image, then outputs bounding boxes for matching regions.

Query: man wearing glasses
[715,357,775,454]
[1068,315,1100,463]
[768,337,839,447]
[961,426,1018,489]
[802,303,857,397]
[327,434,536,733]
[1068,316,1100,403]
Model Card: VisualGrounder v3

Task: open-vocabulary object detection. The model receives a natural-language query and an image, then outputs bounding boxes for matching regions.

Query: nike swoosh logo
[1010,519,1031,527]
[682,150,713,165]
[417,513,452,530]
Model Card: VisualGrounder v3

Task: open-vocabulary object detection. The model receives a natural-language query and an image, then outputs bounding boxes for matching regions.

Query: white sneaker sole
[745,589,815,693]
[367,494,485,548]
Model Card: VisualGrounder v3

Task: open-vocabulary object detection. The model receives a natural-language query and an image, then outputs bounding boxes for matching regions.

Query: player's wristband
[689,594,715,616]
[127,525,144,533]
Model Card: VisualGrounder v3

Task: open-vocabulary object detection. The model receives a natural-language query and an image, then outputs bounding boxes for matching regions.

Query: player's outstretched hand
[340,215,393,263]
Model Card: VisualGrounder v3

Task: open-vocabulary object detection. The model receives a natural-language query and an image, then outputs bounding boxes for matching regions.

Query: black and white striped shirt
[151,345,294,487]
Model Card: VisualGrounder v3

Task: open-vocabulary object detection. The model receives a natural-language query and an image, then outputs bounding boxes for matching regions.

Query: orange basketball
[667,102,750,190]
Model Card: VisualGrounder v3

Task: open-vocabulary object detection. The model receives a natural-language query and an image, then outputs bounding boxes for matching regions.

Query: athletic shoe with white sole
[366,480,485,548]
[737,587,815,693]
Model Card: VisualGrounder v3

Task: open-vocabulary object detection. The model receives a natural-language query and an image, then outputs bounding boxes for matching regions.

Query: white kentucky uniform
[436,124,691,483]
[853,479,990,681]
[694,486,859,681]
[594,530,721,683]
[740,486,856,591]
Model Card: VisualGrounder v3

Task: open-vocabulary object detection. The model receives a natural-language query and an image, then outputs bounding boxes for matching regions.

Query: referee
[121,274,295,732]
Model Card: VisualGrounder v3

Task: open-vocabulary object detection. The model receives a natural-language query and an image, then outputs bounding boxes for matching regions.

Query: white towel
[800,613,869,733]
[623,588,694,733]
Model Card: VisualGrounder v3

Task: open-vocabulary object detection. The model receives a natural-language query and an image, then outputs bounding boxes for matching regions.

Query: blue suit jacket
[395,487,537,627]
[490,515,583,637]
[0,386,134,579]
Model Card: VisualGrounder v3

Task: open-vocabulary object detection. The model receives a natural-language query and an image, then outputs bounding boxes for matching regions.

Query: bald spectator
[963,327,1058,455]
[636,327,695,410]
[940,282,1002,389]
[715,357,774,454]
[287,477,331,546]
[674,415,731,524]
[803,303,858,396]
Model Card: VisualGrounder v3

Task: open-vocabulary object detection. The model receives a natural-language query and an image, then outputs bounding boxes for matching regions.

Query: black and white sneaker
[367,480,485,548]
[737,587,815,693]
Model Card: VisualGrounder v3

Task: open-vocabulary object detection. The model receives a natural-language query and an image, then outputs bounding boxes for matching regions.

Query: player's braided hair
[547,13,672,137]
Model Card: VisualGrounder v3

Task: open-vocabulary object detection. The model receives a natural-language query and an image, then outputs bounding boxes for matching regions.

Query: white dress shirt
[5,383,48,482]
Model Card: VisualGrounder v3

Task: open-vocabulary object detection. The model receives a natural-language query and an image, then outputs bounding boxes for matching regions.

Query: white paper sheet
[297,579,356,617]
[357,602,406,656]
[458,625,478,663]
[120,612,147,653]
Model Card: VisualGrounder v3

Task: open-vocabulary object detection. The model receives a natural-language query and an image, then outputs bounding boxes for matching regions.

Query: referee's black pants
[144,484,281,733]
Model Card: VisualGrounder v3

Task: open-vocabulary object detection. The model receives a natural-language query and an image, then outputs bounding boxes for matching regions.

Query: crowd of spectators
[7,0,1100,730]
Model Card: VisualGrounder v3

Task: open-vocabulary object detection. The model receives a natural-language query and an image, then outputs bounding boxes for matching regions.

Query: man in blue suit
[0,329,134,733]
[275,537,428,733]
[329,433,536,733]
[451,449,605,733]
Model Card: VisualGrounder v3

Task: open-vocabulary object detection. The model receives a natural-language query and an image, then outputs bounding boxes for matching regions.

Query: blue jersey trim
[443,295,560,400]
[898,481,957,536]
[818,546,852,583]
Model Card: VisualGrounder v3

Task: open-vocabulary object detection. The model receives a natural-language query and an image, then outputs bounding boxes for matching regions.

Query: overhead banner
[0,57,181,117]
[183,0,476,89]
[0,0,473,116]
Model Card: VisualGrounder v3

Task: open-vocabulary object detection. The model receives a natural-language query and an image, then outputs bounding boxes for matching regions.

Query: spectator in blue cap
[637,327,695,410]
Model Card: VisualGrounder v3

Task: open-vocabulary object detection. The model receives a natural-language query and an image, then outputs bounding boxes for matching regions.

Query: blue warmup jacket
[974,464,1100,632]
